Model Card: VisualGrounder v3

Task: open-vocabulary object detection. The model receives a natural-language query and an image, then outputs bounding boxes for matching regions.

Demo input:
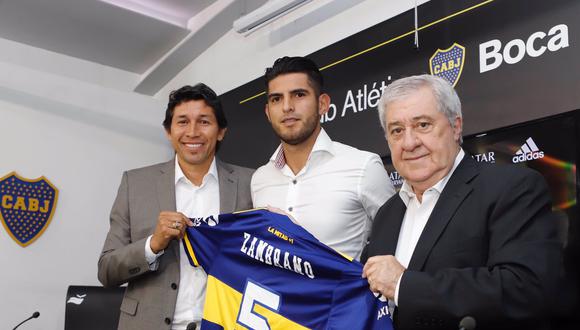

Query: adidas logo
[512,137,544,163]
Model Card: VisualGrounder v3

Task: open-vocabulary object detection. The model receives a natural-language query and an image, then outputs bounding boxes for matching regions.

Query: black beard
[274,116,319,146]
[278,129,315,145]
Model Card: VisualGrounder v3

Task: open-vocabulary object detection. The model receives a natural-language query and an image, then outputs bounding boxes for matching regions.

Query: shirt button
[171,283,177,290]
[288,207,293,212]
[164,317,171,325]
[292,179,297,184]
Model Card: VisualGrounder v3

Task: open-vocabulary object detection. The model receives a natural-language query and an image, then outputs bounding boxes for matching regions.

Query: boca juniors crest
[429,43,466,87]
[0,172,58,247]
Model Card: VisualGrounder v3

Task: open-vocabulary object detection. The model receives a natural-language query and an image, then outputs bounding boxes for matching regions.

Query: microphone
[13,311,40,330]
[458,316,476,330]
[186,322,197,330]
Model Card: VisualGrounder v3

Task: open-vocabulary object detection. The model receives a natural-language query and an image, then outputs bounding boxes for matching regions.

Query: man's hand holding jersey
[362,255,406,300]
[150,211,194,253]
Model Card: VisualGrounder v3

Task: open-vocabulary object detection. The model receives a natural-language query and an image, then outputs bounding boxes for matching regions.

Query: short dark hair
[264,56,324,96]
[162,83,227,132]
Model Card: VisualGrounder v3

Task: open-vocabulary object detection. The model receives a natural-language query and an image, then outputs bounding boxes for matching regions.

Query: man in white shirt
[98,84,253,330]
[362,74,560,329]
[251,56,395,260]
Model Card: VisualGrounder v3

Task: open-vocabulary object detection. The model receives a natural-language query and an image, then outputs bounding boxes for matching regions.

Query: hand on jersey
[362,255,406,300]
[150,211,194,253]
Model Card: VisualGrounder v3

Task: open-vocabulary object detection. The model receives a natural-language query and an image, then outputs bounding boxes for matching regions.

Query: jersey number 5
[237,279,281,330]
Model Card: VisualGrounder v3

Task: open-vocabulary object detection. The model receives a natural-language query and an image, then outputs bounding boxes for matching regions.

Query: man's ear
[453,116,463,142]
[217,127,227,141]
[318,93,330,116]
[265,104,272,123]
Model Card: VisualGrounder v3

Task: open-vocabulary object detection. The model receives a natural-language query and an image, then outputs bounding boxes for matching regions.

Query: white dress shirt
[393,149,464,305]
[145,157,220,329]
[251,129,396,260]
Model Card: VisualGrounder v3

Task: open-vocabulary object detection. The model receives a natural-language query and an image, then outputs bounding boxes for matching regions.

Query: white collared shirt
[393,149,464,305]
[145,157,219,329]
[251,129,396,260]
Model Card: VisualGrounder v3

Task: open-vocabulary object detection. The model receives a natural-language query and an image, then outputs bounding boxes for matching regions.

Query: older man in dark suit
[98,84,253,330]
[362,74,561,330]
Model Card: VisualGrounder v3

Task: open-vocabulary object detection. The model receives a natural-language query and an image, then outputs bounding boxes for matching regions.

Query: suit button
[171,283,177,290]
[129,267,140,275]
[165,317,171,325]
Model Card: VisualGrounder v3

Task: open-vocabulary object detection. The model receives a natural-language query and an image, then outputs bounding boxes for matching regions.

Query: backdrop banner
[219,0,580,167]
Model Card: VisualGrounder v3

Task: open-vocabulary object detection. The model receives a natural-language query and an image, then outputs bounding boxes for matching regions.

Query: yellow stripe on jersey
[203,275,243,330]
[233,207,267,214]
[335,250,354,262]
[203,275,310,330]
[183,234,199,267]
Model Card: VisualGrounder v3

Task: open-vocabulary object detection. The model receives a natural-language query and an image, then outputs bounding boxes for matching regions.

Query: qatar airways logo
[512,137,545,163]
[472,151,495,163]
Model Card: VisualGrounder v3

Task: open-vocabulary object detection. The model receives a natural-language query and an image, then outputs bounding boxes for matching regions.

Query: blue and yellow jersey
[182,209,393,330]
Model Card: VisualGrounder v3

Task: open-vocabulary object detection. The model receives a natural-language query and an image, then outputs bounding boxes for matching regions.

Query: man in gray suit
[98,84,253,330]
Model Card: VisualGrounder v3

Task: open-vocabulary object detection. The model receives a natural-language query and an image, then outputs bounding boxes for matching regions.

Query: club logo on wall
[0,172,58,247]
[429,42,466,87]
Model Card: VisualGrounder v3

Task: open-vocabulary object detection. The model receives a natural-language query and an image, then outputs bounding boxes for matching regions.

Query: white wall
[0,37,141,92]
[0,58,172,328]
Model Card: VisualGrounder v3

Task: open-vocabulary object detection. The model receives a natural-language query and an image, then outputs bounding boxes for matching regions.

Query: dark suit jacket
[97,158,253,330]
[362,155,561,330]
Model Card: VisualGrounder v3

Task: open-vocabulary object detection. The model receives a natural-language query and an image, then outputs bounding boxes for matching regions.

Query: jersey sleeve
[182,214,223,271]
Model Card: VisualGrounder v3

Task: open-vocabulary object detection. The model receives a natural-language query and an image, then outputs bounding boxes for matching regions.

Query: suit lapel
[407,155,479,270]
[217,159,238,213]
[156,159,176,212]
[156,159,179,258]
[382,197,407,255]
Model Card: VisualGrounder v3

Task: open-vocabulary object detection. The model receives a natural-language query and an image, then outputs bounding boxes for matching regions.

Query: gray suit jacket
[97,158,253,330]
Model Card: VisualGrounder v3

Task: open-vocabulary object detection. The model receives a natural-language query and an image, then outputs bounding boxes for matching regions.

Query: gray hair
[377,74,463,143]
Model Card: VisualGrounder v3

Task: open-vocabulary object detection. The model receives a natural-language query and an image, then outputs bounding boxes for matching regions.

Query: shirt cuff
[394,271,404,306]
[145,235,164,270]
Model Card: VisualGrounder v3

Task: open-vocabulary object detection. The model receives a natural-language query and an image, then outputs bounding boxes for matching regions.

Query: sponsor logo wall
[219,0,580,168]
[462,113,576,214]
